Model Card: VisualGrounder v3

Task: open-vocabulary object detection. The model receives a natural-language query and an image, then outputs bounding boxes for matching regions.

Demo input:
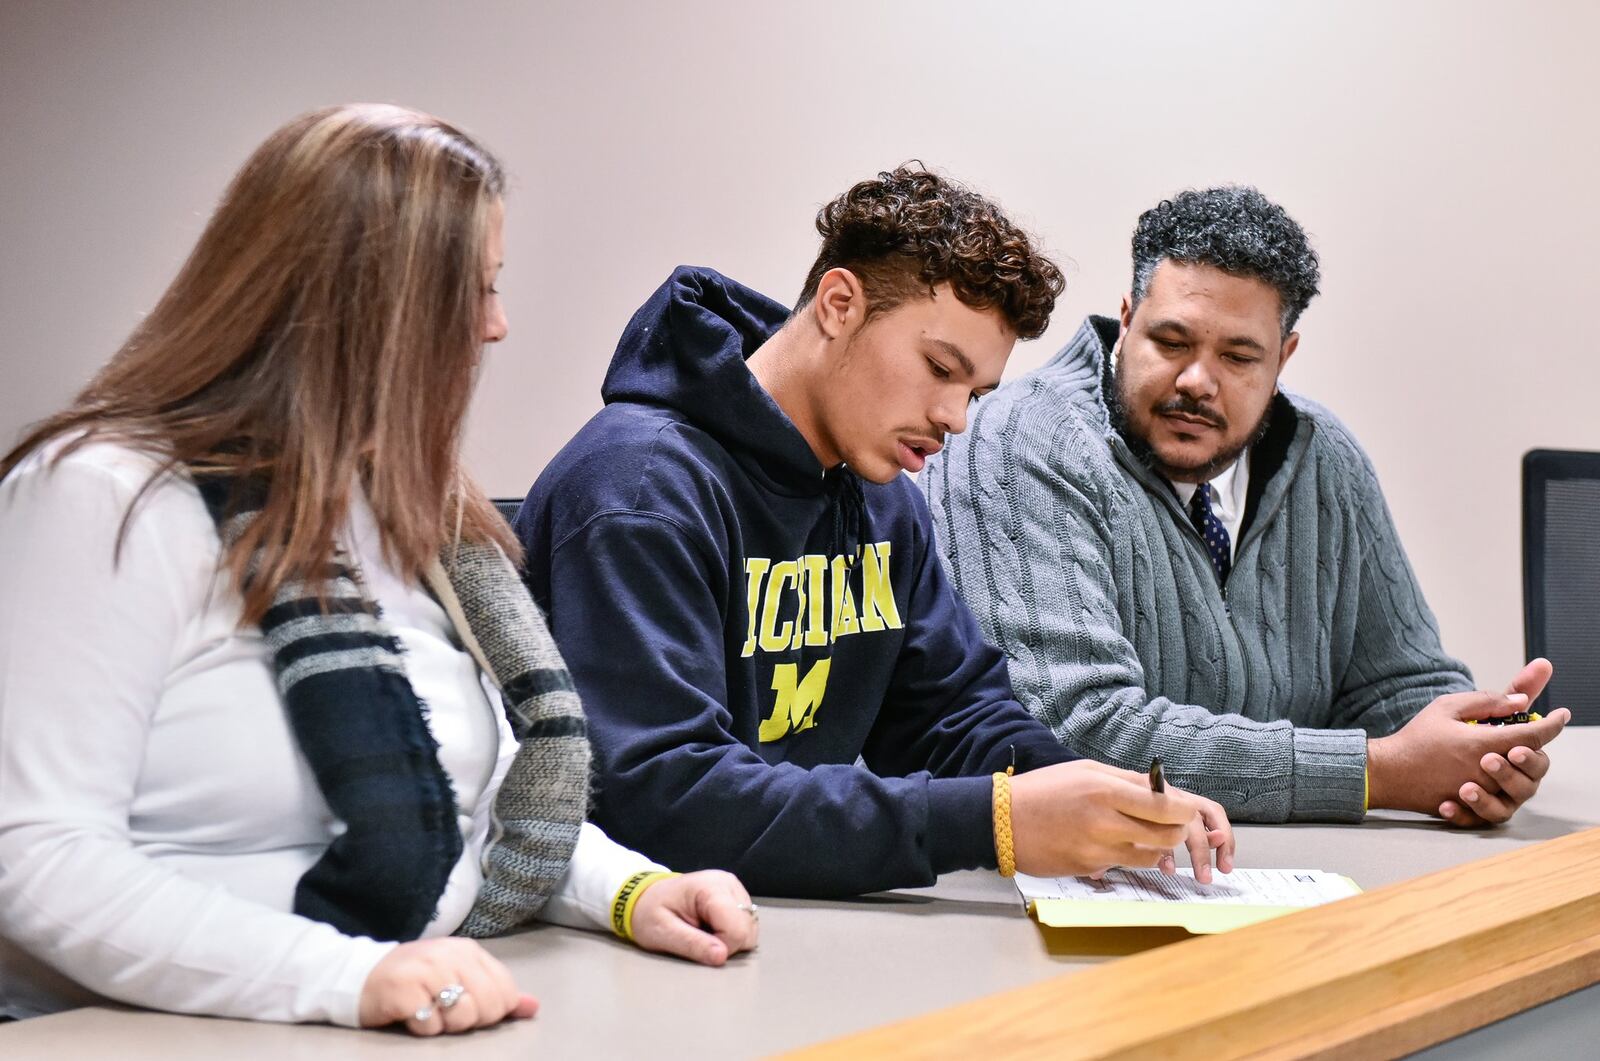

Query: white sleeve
[0,453,393,1026]
[537,822,668,933]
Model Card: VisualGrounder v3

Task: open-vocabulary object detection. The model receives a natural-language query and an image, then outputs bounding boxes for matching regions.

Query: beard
[1106,352,1273,483]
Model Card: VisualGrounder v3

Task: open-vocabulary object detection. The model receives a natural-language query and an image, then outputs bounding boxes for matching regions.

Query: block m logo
[757,659,833,742]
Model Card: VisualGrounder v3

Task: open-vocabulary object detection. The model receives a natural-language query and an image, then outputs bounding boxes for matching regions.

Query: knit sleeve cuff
[926,775,1000,874]
[1287,728,1369,823]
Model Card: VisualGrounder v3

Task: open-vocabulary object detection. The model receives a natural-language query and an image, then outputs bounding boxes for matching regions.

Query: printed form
[1013,868,1362,934]
[1016,868,1359,907]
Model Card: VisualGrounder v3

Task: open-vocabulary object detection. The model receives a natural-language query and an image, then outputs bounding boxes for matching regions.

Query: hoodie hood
[601,266,829,495]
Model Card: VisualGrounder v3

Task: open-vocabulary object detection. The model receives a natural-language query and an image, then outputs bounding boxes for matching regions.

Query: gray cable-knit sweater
[923,315,1472,822]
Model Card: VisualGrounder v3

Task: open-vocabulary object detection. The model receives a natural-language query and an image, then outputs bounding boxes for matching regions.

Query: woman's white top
[0,440,662,1026]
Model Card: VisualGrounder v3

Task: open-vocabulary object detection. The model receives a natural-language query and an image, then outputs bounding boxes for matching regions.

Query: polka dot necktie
[1188,482,1232,584]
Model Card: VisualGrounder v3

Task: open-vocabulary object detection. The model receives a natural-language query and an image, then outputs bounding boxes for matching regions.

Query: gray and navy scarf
[195,475,590,942]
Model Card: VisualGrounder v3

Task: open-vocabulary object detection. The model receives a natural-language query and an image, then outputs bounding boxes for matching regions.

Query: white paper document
[1016,867,1360,908]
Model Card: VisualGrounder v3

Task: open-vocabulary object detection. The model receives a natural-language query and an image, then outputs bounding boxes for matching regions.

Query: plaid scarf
[194,476,590,941]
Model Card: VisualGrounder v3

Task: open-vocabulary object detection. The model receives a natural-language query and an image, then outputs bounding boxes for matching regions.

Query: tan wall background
[3,1,1596,687]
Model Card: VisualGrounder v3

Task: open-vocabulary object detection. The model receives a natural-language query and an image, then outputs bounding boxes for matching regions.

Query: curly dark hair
[1132,186,1321,333]
[796,165,1064,340]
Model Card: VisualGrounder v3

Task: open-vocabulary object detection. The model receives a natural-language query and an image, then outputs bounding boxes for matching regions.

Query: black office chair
[1523,449,1600,724]
[492,497,524,525]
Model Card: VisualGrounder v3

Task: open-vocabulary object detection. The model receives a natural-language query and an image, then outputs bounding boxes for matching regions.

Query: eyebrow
[926,338,977,377]
[1145,318,1268,354]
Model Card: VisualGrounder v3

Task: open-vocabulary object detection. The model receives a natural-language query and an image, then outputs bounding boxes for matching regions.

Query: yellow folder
[1018,868,1363,940]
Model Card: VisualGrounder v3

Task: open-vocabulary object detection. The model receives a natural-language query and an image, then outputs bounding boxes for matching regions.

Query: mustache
[1154,396,1227,430]
[896,427,947,447]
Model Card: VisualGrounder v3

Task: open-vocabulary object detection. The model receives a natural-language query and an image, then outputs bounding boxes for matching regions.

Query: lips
[896,438,942,473]
[1160,411,1221,430]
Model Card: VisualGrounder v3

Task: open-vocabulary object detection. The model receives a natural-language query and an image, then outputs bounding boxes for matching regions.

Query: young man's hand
[1007,760,1234,882]
[1367,659,1568,826]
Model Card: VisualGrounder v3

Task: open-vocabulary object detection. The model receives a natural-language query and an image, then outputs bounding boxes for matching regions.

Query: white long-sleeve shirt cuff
[538,822,667,933]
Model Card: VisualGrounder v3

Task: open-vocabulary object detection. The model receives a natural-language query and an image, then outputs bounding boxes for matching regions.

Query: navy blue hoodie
[518,267,1072,896]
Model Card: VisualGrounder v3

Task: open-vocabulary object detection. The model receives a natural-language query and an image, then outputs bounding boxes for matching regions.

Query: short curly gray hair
[1131,186,1320,334]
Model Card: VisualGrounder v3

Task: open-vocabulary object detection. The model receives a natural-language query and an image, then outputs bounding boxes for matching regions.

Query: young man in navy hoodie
[516,168,1234,897]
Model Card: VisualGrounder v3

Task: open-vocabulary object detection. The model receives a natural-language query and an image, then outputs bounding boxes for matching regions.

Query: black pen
[1148,757,1166,793]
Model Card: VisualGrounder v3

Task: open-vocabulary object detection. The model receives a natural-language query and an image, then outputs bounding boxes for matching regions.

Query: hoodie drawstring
[824,468,867,593]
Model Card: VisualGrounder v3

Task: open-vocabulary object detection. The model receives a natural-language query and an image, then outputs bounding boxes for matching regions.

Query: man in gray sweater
[924,186,1568,826]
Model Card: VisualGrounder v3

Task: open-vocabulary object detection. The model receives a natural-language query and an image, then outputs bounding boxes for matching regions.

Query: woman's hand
[629,870,760,966]
[359,938,538,1036]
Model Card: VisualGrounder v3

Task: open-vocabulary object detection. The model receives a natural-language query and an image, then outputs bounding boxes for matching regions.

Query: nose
[483,302,508,344]
[931,392,967,438]
[1174,356,1217,400]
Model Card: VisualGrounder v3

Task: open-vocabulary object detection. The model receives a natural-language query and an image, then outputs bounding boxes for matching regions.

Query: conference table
[4,730,1597,1059]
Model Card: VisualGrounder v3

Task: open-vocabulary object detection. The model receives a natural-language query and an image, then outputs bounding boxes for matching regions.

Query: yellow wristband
[610,870,680,940]
[992,766,1016,878]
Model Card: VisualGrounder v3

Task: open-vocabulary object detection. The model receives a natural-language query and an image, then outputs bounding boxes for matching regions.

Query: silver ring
[413,1003,434,1023]
[737,902,760,922]
[435,983,467,1009]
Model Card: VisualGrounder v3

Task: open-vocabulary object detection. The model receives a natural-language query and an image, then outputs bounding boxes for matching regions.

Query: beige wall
[3,1,1596,686]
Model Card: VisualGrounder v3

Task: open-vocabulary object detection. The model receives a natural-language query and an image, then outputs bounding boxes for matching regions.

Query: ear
[1119,293,1135,336]
[810,268,866,341]
[1276,331,1300,379]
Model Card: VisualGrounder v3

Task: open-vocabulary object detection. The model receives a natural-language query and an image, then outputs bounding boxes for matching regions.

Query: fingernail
[1486,759,1500,772]
[1465,789,1478,802]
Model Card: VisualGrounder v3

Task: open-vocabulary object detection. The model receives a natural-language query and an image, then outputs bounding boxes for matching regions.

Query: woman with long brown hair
[0,103,757,1034]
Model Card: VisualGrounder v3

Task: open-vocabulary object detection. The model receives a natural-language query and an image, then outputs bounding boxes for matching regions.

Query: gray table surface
[3,729,1596,1059]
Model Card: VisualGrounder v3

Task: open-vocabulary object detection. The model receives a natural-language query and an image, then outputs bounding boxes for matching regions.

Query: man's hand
[1367,659,1569,826]
[1008,760,1234,882]
[1439,658,1566,825]
[629,870,759,966]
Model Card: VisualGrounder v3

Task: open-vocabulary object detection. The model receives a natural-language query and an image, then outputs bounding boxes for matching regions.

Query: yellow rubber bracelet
[992,766,1016,878]
[610,870,681,940]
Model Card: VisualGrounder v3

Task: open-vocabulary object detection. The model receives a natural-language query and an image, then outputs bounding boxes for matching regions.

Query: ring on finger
[736,902,760,922]
[413,1003,435,1023]
[435,983,467,1010]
